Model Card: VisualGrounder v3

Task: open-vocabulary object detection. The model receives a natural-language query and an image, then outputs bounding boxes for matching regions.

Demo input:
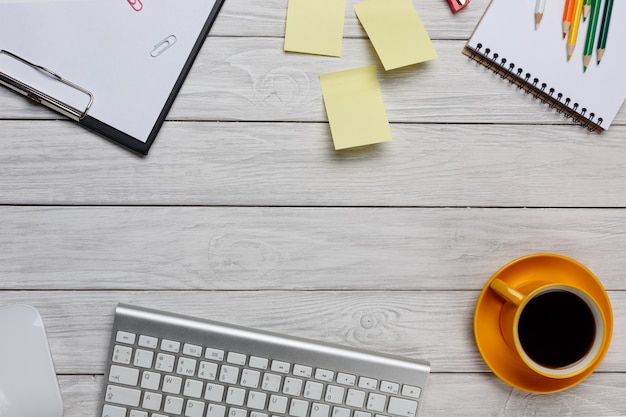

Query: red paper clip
[447,0,469,13]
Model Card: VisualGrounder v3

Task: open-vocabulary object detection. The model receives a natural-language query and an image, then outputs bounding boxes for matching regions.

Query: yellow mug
[490,278,609,379]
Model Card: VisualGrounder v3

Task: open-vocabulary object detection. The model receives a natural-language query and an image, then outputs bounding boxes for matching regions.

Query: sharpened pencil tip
[583,66,587,72]
[562,32,566,39]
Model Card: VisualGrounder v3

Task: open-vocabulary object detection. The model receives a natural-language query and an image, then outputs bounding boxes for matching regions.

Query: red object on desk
[447,0,469,13]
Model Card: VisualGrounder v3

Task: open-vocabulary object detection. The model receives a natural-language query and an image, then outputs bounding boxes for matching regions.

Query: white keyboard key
[177,357,197,376]
[185,400,205,417]
[346,389,366,408]
[249,356,269,369]
[366,393,386,412]
[183,343,203,357]
[289,399,309,417]
[102,404,126,417]
[310,403,330,417]
[219,365,240,384]
[325,385,345,404]
[109,365,139,386]
[354,412,372,417]
[204,383,225,402]
[129,410,148,417]
[303,381,324,400]
[207,404,227,417]
[116,331,136,345]
[358,377,378,390]
[293,364,312,378]
[161,339,181,353]
[314,369,334,382]
[155,353,176,373]
[142,392,162,410]
[251,412,268,417]
[141,371,161,391]
[112,345,133,365]
[184,379,204,398]
[332,407,351,417]
[241,369,261,388]
[205,348,225,361]
[268,395,288,414]
[228,408,247,417]
[271,360,290,373]
[227,352,247,365]
[247,391,267,410]
[163,375,183,394]
[227,387,247,406]
[261,373,281,392]
[133,349,154,368]
[198,361,219,380]
[138,335,158,349]
[336,373,356,386]
[106,384,141,407]
[153,414,168,417]
[387,397,418,417]
[283,377,303,396]
[164,396,184,415]
[400,385,421,399]
[380,381,400,395]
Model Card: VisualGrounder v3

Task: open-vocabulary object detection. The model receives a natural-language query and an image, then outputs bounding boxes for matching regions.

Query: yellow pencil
[567,0,584,60]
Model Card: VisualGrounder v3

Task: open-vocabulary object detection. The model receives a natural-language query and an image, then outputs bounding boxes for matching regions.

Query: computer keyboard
[100,304,430,417]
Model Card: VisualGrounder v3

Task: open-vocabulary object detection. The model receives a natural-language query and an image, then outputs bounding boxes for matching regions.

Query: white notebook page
[466,0,626,129]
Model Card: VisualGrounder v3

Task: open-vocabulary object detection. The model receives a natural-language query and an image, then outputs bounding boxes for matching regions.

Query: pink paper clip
[128,0,143,12]
[447,0,469,13]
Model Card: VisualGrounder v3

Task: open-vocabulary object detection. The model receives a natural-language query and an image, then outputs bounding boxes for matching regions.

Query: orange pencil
[567,0,584,60]
[562,0,576,38]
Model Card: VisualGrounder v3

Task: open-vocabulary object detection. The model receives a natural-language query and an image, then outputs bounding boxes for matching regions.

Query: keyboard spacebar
[106,384,141,407]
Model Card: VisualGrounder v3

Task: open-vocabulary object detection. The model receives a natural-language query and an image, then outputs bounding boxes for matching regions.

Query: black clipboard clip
[0,50,94,121]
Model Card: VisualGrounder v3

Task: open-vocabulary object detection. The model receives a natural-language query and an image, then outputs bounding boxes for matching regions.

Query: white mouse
[0,304,63,417]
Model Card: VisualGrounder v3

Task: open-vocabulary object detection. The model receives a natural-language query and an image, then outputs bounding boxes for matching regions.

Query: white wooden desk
[1,0,625,415]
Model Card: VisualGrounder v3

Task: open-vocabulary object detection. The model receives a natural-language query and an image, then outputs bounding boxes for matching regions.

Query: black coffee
[518,290,596,368]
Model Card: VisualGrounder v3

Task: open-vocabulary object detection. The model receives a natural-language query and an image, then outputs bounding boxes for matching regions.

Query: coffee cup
[490,278,608,379]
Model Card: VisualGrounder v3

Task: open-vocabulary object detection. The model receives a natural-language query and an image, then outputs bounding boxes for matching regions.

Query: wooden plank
[1,291,624,374]
[1,122,626,206]
[59,373,626,417]
[1,40,623,125]
[2,207,626,291]
[210,0,490,39]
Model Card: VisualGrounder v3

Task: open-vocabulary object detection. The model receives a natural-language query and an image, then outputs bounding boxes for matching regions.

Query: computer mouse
[0,304,63,417]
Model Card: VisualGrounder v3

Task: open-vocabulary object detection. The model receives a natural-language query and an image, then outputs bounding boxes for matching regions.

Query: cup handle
[490,278,525,306]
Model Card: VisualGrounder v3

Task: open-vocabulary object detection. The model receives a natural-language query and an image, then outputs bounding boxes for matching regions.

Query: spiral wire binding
[466,43,603,132]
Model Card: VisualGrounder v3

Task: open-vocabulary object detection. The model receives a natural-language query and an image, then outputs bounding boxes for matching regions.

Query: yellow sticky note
[320,66,392,150]
[284,0,346,57]
[354,0,437,70]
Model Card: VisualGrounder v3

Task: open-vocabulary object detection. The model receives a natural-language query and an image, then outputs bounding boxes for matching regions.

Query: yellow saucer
[474,253,613,393]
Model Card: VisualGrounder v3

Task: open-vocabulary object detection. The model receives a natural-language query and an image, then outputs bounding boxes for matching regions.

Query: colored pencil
[583,0,601,71]
[597,0,614,64]
[562,0,576,38]
[583,0,592,20]
[566,0,584,60]
[535,0,546,29]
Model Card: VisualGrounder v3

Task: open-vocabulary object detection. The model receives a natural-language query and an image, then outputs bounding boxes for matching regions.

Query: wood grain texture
[2,122,626,206]
[2,206,626,291]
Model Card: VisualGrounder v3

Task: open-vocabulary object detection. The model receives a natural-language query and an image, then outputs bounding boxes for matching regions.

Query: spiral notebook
[463,0,626,132]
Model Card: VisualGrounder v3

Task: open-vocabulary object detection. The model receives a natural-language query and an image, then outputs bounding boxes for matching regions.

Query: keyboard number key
[133,349,154,368]
[401,385,421,399]
[199,361,219,380]
[242,369,262,388]
[219,365,240,384]
[155,353,175,373]
[325,385,345,404]
[177,357,197,376]
[262,373,282,392]
[283,377,303,396]
[303,381,324,400]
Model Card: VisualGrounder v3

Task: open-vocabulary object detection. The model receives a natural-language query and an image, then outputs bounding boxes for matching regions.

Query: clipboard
[0,0,225,155]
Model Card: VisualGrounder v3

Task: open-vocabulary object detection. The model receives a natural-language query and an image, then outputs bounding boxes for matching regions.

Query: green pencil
[596,0,614,64]
[583,0,592,20]
[583,0,601,71]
